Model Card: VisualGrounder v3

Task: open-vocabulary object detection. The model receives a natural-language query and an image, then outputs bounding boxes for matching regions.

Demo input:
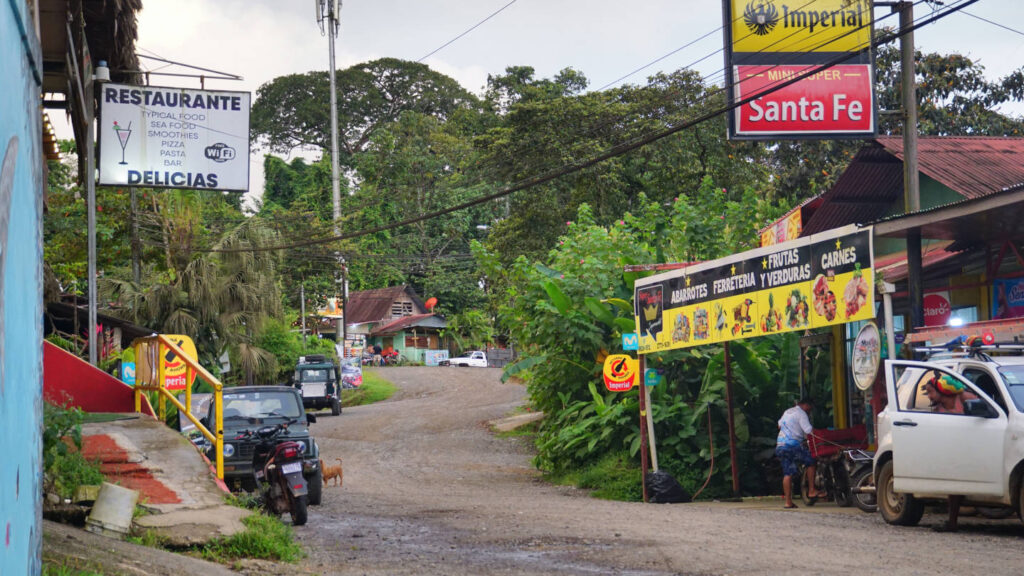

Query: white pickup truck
[874,353,1024,527]
[444,350,488,367]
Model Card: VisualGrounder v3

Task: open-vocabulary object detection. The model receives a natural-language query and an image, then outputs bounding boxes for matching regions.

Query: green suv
[292,354,342,416]
[202,385,324,504]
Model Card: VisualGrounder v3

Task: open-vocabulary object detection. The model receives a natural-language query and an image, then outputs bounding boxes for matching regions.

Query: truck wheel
[308,467,323,506]
[850,467,878,513]
[878,460,923,526]
[331,397,341,416]
[291,495,308,526]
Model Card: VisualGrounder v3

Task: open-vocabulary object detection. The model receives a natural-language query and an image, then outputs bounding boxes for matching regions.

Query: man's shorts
[775,443,815,477]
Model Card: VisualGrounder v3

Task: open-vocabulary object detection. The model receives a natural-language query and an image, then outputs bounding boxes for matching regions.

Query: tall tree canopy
[250,58,480,162]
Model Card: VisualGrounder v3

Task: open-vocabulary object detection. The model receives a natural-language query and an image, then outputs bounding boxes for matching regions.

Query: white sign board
[98,83,250,191]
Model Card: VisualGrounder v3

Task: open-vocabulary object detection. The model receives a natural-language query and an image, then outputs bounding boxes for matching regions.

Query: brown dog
[320,457,343,487]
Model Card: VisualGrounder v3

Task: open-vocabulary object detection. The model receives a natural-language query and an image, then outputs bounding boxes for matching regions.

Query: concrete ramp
[81,415,250,546]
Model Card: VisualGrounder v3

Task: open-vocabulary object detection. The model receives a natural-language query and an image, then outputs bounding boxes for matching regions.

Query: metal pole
[899,1,924,331]
[130,187,140,284]
[724,342,740,497]
[638,354,649,503]
[341,272,349,358]
[301,282,307,347]
[87,85,98,366]
[323,1,346,353]
[645,378,659,472]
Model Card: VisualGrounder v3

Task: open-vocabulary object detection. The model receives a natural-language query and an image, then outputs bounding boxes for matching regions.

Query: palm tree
[103,190,282,386]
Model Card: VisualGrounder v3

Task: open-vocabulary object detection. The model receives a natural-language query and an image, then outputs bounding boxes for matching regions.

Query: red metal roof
[369,313,442,336]
[873,240,962,283]
[877,136,1024,200]
[801,144,903,235]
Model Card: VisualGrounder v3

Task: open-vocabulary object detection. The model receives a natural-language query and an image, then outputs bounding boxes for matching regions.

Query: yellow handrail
[131,335,225,479]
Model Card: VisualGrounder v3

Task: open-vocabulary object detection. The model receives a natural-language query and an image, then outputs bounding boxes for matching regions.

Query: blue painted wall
[1,1,44,573]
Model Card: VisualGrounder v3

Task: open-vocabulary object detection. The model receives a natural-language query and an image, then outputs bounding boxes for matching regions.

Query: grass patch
[201,513,304,563]
[340,369,396,407]
[545,452,643,502]
[42,562,104,576]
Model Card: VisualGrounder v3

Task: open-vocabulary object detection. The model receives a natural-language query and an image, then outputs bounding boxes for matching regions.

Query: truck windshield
[300,368,332,382]
[997,366,1024,412]
[221,391,304,420]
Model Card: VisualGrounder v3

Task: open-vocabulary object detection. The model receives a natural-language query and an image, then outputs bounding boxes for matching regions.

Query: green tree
[251,58,480,162]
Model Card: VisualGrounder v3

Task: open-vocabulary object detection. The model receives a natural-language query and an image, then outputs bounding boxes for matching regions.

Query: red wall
[43,341,155,417]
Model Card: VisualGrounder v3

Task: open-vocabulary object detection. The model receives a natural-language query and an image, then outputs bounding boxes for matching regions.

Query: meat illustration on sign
[812,274,837,321]
[843,265,870,318]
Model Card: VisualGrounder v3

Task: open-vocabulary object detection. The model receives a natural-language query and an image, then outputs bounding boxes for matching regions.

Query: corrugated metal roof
[346,285,426,324]
[369,313,446,336]
[802,137,1024,236]
[876,136,1024,200]
[802,143,903,235]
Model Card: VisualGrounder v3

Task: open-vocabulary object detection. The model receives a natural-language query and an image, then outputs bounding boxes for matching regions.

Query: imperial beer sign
[98,84,251,191]
[723,0,875,140]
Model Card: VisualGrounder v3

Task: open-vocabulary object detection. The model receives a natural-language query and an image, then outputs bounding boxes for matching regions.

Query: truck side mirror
[200,416,209,429]
[964,398,998,419]
[306,413,317,425]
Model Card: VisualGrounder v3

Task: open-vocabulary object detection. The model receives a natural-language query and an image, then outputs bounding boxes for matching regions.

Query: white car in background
[874,353,1024,527]
[443,351,488,367]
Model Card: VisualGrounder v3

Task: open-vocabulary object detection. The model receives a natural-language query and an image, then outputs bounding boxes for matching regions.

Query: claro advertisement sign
[723,0,875,140]
[634,225,875,353]
[98,84,250,191]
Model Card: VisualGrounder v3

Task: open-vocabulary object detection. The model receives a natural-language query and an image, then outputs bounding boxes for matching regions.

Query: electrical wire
[961,9,1024,38]
[417,0,519,63]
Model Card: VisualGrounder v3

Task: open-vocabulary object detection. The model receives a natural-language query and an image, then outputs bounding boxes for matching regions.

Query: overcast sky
[56,0,1024,204]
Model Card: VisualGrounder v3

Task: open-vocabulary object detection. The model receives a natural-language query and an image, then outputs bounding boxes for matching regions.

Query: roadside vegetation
[43,404,105,501]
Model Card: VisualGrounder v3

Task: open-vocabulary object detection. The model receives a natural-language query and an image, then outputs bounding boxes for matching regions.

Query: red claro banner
[733,64,874,136]
[603,354,638,392]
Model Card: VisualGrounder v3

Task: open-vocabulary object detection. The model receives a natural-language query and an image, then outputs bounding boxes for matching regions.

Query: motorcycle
[802,438,877,513]
[239,420,310,525]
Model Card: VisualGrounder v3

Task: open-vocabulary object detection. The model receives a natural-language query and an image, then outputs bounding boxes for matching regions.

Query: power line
[417,0,519,63]
[961,9,1024,38]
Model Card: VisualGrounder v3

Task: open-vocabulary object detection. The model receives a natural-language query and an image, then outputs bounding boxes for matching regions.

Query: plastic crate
[807,424,867,459]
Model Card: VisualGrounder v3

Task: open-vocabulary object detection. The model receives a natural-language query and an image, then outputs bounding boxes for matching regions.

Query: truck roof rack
[914,340,1024,362]
[299,354,328,364]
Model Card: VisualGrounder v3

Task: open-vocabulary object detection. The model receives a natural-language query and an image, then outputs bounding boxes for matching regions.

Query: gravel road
[296,366,1024,576]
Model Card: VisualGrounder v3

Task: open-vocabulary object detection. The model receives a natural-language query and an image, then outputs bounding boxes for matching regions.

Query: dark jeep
[292,354,342,415]
[202,385,325,505]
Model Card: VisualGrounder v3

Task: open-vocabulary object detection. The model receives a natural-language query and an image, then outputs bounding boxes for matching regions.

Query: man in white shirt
[775,397,825,508]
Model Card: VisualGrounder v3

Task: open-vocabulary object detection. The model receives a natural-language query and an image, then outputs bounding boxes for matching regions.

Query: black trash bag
[645,470,692,503]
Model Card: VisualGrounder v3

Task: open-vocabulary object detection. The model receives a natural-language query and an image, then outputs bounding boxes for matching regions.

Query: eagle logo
[743,0,779,36]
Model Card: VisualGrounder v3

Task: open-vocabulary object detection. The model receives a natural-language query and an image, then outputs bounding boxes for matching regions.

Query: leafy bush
[479,181,797,497]
[43,404,104,499]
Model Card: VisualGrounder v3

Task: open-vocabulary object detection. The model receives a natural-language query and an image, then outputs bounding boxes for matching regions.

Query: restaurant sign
[98,84,251,191]
[634,226,874,353]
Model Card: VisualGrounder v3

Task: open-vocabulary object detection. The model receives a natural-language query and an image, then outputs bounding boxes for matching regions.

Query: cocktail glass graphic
[112,121,132,165]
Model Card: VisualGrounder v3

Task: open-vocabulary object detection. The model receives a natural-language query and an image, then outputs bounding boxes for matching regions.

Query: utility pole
[301,282,307,347]
[316,0,346,357]
[899,1,923,331]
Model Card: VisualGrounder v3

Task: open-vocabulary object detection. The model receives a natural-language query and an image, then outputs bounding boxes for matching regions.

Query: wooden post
[724,342,740,497]
[639,354,649,503]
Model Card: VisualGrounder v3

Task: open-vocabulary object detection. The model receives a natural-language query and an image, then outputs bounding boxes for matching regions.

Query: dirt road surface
[298,366,1024,576]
